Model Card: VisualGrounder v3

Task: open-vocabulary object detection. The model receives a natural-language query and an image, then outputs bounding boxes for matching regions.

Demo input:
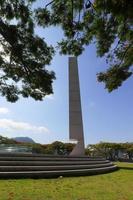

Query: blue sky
[0,6,133,145]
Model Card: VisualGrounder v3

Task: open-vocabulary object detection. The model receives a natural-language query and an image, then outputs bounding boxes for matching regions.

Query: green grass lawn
[0,162,132,200]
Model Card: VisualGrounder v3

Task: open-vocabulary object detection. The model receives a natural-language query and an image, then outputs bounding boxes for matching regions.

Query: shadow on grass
[118,167,133,170]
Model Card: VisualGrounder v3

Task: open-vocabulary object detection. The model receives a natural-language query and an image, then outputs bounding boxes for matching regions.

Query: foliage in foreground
[0,1,133,102]
[0,162,132,200]
[36,0,133,92]
[0,0,55,102]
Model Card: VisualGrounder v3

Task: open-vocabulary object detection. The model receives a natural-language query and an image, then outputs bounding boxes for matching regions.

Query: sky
[0,2,133,146]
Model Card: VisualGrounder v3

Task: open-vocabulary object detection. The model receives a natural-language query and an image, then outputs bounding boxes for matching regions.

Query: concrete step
[0,156,106,161]
[0,153,105,160]
[0,165,118,178]
[0,153,117,178]
[0,160,109,166]
[0,163,113,172]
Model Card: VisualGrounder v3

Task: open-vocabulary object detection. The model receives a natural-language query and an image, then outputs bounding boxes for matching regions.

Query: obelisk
[69,57,85,156]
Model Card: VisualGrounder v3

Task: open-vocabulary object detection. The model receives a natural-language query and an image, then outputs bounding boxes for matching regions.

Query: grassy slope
[0,162,132,200]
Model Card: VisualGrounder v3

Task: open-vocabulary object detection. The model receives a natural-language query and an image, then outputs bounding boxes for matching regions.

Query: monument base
[70,140,85,156]
[0,152,117,178]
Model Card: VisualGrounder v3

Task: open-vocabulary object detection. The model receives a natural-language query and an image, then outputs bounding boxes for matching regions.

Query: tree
[1,1,133,103]
[0,0,55,102]
[87,142,133,160]
[0,135,17,144]
[50,141,75,155]
[36,0,133,92]
[123,143,133,159]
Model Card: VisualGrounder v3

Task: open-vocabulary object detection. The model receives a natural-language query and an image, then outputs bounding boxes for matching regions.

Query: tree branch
[45,0,55,8]
[71,0,74,23]
[119,43,133,67]
[0,19,32,82]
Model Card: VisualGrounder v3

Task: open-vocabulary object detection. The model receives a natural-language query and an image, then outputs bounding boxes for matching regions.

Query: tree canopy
[36,0,133,91]
[87,142,133,160]
[0,0,133,102]
[0,0,55,102]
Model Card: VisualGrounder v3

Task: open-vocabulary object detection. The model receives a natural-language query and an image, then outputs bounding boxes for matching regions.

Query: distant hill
[12,137,35,143]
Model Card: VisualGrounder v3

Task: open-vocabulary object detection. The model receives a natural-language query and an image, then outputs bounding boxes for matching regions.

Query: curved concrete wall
[0,153,117,178]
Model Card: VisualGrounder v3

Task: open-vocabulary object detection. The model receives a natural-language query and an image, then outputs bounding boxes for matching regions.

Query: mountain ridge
[12,137,35,143]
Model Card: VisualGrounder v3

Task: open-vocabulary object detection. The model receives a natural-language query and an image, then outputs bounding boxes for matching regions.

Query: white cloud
[0,119,50,133]
[0,107,10,114]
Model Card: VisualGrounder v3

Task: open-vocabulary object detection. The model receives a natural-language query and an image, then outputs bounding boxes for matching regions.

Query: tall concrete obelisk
[69,57,85,156]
